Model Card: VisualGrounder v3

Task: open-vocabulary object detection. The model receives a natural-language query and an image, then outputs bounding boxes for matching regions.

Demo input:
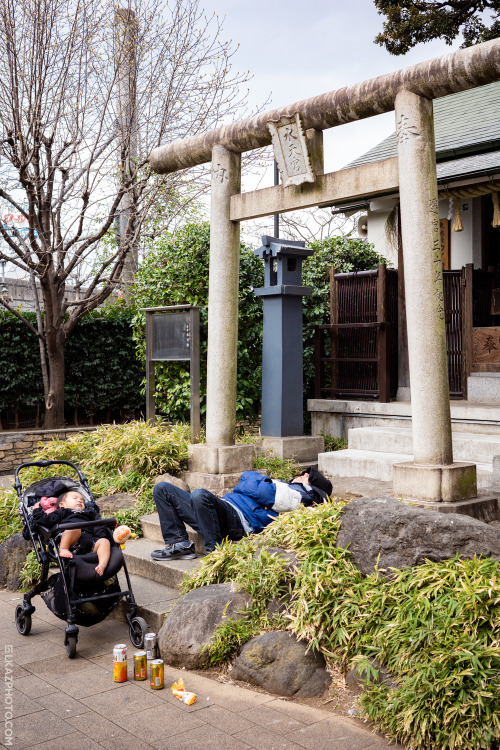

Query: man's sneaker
[150,542,196,560]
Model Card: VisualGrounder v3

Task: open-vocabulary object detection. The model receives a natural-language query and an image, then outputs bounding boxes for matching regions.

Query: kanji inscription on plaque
[267,112,315,187]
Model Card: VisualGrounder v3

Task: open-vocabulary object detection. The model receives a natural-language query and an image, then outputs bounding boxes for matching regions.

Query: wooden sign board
[472,326,500,371]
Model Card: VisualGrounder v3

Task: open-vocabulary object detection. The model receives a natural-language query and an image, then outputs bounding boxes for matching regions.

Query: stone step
[139,513,206,553]
[122,537,200,589]
[319,448,408,481]
[319,448,493,488]
[111,571,181,633]
[348,427,500,464]
[348,428,413,456]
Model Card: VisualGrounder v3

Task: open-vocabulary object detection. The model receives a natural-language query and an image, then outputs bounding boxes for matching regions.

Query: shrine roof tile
[346,81,500,171]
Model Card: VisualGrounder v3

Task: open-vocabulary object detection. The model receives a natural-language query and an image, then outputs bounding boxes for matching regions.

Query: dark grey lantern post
[254,236,313,437]
[140,305,200,442]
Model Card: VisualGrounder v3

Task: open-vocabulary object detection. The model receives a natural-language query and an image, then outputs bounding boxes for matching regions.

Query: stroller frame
[15,459,149,658]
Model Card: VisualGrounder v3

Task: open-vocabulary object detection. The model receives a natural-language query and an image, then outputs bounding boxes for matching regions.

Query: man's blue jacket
[222,471,315,533]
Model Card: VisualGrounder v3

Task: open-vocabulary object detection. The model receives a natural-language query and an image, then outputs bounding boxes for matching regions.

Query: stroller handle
[14,459,89,490]
[53,518,117,533]
[36,517,117,541]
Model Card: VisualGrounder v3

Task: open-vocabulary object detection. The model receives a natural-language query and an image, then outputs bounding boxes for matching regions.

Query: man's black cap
[300,467,333,498]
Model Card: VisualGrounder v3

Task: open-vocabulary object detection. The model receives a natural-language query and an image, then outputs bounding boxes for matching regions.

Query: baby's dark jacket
[31,506,109,540]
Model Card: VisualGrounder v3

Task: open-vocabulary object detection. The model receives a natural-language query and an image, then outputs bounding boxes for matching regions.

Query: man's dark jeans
[153,482,245,553]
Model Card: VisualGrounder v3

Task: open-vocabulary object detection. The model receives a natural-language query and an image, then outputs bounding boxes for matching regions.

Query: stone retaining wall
[0,427,97,473]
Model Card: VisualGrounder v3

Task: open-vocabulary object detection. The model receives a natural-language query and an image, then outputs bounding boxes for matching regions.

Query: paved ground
[0,588,402,750]
[326,476,392,500]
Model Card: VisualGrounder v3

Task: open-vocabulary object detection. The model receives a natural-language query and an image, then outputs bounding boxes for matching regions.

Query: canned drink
[134,651,147,681]
[113,660,127,682]
[144,633,157,660]
[150,659,164,689]
[113,643,127,662]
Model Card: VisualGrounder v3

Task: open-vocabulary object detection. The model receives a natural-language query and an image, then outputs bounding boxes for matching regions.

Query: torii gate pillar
[392,89,477,502]
[187,145,254,483]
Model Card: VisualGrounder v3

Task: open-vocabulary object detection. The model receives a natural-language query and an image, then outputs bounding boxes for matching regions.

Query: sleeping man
[150,467,333,560]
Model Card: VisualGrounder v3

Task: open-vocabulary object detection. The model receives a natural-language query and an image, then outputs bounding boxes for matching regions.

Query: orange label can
[113,643,127,661]
[113,660,127,682]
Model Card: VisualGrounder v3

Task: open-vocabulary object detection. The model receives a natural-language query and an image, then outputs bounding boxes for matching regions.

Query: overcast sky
[205,0,461,188]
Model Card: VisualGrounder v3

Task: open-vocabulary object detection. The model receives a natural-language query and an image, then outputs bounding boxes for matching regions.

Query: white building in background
[341,82,500,274]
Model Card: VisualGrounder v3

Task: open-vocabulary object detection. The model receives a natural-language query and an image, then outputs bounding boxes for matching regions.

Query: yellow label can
[134,651,147,681]
[150,659,164,689]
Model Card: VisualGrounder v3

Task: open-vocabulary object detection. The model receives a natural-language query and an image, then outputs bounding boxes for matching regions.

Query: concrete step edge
[123,538,201,589]
[320,448,414,461]
[347,425,500,444]
[139,513,205,553]
[319,449,492,484]
[112,572,181,632]
[321,448,492,467]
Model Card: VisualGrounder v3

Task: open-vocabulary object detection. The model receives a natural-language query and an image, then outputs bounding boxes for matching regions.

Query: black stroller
[15,459,149,658]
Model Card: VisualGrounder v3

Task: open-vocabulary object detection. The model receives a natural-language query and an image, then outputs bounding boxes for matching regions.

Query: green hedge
[0,306,144,422]
[0,229,387,427]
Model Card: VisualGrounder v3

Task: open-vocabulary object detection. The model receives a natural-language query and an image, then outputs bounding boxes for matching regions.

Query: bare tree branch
[0,0,256,427]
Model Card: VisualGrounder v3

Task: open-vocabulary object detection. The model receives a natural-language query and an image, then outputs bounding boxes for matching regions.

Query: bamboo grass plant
[0,420,190,542]
[182,501,500,750]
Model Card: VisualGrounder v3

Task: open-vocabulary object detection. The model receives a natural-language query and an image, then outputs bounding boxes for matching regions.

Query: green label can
[134,651,147,680]
[150,659,164,690]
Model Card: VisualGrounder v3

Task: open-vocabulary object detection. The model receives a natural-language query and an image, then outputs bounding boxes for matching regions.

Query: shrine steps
[318,426,496,489]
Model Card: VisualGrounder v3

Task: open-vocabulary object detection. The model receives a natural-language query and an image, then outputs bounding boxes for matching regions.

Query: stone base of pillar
[188,443,254,475]
[401,494,498,523]
[182,470,246,496]
[393,461,477,503]
[261,436,325,464]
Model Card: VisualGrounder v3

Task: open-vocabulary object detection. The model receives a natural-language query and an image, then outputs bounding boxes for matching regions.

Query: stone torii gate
[150,39,500,504]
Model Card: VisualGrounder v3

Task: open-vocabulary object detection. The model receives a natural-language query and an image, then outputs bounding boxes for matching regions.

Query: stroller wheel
[129,616,148,648]
[15,604,32,636]
[65,634,77,659]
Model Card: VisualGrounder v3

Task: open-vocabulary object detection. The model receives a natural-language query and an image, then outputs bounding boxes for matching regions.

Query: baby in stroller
[32,489,111,576]
[15,459,149,658]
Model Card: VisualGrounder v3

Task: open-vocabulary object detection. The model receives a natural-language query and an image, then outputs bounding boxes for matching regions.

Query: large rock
[337,497,500,576]
[231,631,331,698]
[158,582,251,668]
[0,533,32,589]
[95,493,138,515]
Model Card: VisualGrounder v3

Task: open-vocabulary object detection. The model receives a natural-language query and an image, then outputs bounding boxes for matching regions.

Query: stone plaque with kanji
[267,112,315,187]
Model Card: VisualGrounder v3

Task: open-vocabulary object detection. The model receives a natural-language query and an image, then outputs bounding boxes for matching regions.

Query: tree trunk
[44,334,66,429]
[30,268,49,401]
